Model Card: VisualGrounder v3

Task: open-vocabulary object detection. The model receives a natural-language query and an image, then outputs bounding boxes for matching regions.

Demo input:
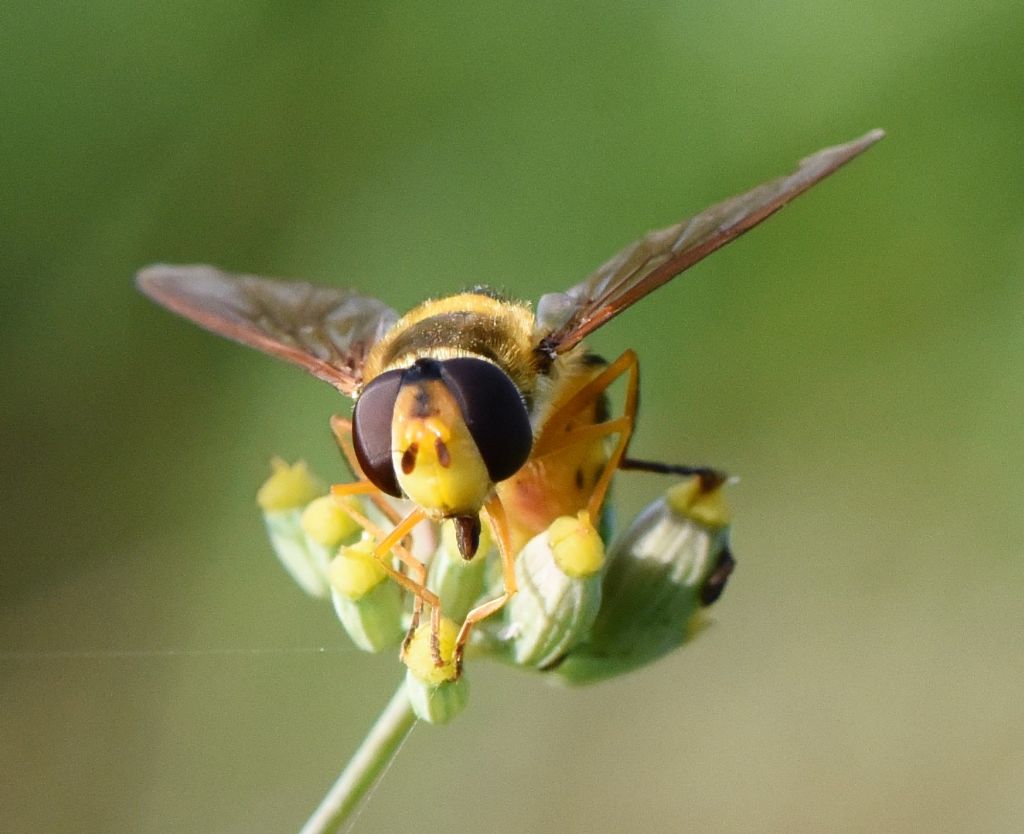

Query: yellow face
[391,377,492,517]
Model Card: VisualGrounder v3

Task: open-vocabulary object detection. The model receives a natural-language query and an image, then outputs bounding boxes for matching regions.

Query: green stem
[300,684,417,834]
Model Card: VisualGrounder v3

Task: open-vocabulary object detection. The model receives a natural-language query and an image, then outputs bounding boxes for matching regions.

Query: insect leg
[619,457,727,489]
[453,496,517,673]
[331,414,427,639]
[370,505,444,662]
[532,349,638,456]
[329,485,440,660]
[532,350,639,518]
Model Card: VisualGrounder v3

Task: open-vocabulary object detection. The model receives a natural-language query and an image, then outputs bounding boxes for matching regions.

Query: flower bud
[329,537,404,652]
[301,495,361,549]
[291,495,361,588]
[329,536,387,599]
[404,669,469,725]
[552,475,735,684]
[256,458,323,512]
[548,511,605,577]
[402,617,469,723]
[504,511,604,669]
[258,459,331,597]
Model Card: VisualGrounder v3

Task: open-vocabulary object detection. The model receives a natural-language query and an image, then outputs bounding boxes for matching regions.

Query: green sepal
[331,579,405,653]
[403,669,469,725]
[263,508,331,598]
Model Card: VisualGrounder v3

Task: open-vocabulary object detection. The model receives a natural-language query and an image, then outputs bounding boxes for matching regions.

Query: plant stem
[300,683,417,834]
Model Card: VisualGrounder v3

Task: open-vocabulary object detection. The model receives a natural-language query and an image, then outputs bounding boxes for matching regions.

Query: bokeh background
[2,3,1021,832]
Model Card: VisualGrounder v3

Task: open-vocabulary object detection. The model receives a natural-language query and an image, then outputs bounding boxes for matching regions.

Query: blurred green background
[2,2,1021,832]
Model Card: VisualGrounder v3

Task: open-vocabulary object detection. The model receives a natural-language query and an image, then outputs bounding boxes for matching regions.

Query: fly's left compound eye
[351,369,404,497]
[439,357,533,483]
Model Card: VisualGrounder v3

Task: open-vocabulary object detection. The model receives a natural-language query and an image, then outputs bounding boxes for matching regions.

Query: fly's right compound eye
[438,357,532,483]
[352,369,404,497]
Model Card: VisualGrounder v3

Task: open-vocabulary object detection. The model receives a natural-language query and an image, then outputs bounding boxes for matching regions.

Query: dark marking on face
[575,467,584,490]
[435,437,451,468]
[411,385,434,418]
[401,443,418,474]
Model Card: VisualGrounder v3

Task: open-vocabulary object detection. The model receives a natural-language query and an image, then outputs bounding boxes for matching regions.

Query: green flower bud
[504,512,604,669]
[328,537,404,652]
[403,669,469,725]
[262,507,330,597]
[331,581,405,653]
[258,460,331,598]
[552,476,735,684]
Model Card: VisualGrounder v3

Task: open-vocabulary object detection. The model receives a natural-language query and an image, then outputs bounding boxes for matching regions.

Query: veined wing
[137,264,399,396]
[535,129,885,357]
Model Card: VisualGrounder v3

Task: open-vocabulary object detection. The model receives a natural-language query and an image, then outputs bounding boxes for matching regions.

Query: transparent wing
[136,264,399,396]
[535,129,885,357]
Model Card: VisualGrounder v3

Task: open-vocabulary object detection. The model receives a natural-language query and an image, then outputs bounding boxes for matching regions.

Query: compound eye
[439,357,533,483]
[351,369,403,497]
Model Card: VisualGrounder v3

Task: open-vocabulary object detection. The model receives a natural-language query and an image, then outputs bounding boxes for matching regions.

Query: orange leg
[331,415,431,649]
[331,483,441,661]
[532,349,639,519]
[453,495,517,672]
[532,349,638,456]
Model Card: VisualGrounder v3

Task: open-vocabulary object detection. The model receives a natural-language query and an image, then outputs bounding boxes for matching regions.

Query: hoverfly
[138,130,883,673]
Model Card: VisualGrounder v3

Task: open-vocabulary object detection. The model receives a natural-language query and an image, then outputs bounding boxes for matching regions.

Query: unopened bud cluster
[258,460,735,723]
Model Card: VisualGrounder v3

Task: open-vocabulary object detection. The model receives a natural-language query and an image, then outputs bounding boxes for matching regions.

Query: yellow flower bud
[548,511,605,578]
[402,618,459,686]
[328,537,388,600]
[301,494,360,548]
[256,458,323,511]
